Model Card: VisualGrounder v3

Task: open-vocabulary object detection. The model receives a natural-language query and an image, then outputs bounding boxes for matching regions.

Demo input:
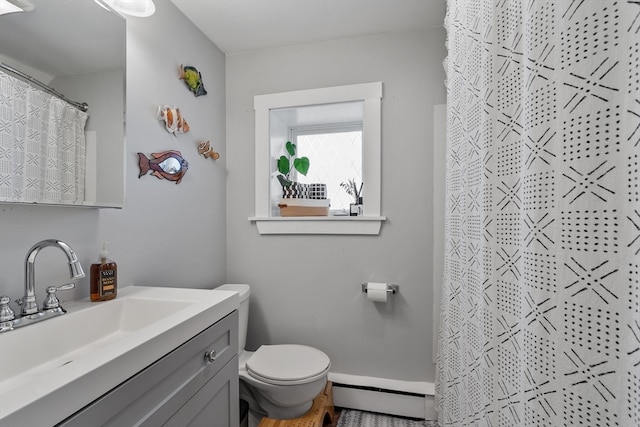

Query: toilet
[218,284,331,420]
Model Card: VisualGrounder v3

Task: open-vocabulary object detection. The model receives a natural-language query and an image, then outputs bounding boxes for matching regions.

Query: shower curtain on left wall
[0,70,88,204]
[437,0,639,426]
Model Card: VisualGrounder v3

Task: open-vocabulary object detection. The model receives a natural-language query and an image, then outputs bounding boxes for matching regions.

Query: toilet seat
[246,344,330,386]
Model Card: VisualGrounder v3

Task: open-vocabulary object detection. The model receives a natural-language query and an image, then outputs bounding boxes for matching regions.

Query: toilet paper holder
[361,283,399,294]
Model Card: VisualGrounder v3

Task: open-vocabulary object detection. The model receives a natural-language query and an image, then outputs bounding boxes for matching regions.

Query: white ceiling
[169,0,446,55]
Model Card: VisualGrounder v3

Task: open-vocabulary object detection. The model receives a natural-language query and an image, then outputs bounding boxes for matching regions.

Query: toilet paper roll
[367,282,388,303]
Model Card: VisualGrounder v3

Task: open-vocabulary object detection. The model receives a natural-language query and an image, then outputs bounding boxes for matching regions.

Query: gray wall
[225,28,446,382]
[0,1,447,387]
[0,1,226,302]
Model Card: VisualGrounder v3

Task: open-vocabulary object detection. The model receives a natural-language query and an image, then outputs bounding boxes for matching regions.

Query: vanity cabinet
[57,311,239,427]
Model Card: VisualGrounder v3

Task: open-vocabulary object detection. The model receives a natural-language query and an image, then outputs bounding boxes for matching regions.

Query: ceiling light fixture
[102,0,155,17]
[0,0,33,16]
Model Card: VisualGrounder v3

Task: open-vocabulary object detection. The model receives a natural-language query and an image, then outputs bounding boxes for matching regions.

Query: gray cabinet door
[162,354,239,427]
[58,311,239,427]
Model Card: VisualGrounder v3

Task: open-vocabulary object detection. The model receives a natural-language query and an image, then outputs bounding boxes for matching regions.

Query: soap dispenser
[90,242,117,302]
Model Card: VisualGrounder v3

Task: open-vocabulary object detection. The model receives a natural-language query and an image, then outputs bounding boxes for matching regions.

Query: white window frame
[250,82,385,235]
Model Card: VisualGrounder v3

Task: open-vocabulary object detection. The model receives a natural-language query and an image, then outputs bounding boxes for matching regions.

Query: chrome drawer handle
[204,349,216,363]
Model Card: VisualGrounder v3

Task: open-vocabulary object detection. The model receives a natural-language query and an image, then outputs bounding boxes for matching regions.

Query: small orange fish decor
[197,140,220,161]
[157,105,190,135]
[138,150,189,184]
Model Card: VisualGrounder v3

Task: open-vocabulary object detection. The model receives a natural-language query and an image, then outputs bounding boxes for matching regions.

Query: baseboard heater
[328,373,436,420]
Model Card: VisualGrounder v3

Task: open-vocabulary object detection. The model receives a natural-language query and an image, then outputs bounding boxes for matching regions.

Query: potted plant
[275,141,328,216]
[340,178,363,216]
[276,140,309,189]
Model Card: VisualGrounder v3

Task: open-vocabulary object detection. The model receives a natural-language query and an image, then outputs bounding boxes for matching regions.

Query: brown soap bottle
[90,242,117,302]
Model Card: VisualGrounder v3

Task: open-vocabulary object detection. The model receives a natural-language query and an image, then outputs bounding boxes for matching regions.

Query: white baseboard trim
[328,373,436,420]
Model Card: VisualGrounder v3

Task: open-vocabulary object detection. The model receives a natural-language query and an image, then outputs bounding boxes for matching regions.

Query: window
[294,124,362,213]
[252,82,385,234]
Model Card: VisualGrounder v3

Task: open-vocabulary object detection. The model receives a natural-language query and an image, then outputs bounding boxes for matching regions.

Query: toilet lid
[246,344,330,386]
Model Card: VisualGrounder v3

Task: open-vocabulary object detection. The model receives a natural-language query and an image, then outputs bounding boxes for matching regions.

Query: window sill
[249,216,386,235]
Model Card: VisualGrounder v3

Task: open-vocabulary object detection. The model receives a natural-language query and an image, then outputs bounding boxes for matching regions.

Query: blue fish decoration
[179,64,207,97]
[138,150,189,184]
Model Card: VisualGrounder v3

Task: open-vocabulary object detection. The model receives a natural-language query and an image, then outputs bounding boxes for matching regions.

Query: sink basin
[1,296,192,386]
[0,285,239,426]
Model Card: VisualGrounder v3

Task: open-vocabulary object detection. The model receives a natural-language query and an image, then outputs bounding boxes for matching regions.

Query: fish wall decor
[179,64,207,97]
[138,150,189,184]
[157,105,190,135]
[197,140,220,161]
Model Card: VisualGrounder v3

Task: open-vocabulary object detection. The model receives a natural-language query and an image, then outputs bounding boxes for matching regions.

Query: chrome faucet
[22,239,85,316]
[0,239,85,332]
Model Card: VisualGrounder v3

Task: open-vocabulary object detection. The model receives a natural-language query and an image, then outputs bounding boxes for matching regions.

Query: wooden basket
[278,205,330,217]
[278,198,330,217]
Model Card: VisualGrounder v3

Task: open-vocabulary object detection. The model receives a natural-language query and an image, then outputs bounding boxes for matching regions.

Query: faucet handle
[43,283,76,310]
[0,296,15,322]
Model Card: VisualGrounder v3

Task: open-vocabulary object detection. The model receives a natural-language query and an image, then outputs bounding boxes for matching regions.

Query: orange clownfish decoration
[157,105,190,135]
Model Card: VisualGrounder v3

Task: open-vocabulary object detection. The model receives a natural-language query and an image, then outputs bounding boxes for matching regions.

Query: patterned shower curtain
[437,1,639,426]
[0,70,87,204]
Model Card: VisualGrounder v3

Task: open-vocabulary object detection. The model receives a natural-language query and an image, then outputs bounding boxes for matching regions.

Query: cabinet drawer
[58,310,238,427]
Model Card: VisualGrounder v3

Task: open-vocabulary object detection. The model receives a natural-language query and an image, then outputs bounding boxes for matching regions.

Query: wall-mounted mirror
[0,0,126,208]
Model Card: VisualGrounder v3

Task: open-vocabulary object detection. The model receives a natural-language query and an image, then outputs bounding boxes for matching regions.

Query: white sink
[0,285,239,426]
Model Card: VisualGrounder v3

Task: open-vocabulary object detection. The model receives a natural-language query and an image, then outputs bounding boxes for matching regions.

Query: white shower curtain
[437,1,639,426]
[0,70,87,204]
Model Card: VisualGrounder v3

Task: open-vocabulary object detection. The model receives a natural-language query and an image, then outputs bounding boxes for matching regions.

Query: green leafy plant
[277,140,310,186]
[340,178,363,203]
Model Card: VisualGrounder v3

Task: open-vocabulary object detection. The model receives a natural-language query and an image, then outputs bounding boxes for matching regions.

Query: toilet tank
[217,284,250,353]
